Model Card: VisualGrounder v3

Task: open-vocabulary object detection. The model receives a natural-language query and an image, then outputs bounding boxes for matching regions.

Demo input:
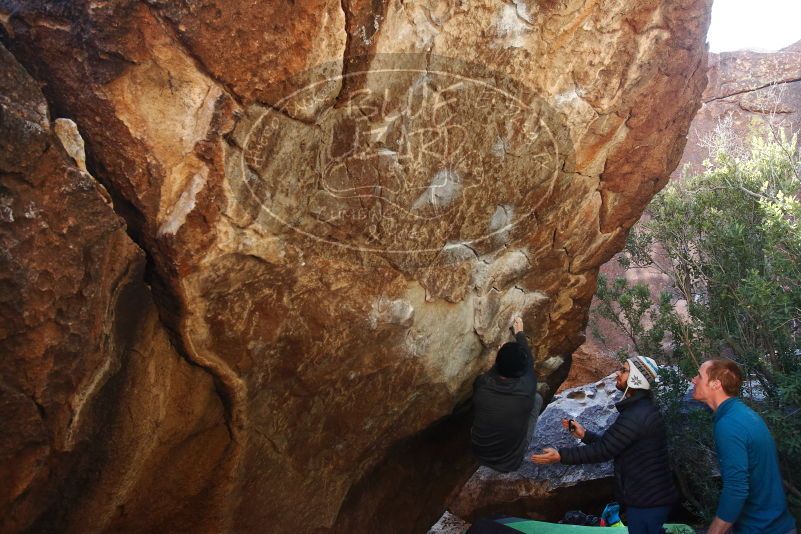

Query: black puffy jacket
[558,390,678,508]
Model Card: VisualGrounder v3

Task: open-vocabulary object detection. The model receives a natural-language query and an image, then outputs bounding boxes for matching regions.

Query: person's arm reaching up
[512,316,535,377]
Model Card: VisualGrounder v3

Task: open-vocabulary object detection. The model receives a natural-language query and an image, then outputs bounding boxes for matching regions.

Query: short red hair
[706,359,743,397]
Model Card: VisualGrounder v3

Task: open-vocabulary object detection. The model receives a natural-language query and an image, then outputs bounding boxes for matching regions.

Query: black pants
[626,505,670,534]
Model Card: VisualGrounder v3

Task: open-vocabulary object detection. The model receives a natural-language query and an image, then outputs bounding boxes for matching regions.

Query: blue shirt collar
[713,396,739,423]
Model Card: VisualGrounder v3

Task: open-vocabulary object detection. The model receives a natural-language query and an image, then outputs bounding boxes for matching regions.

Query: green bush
[591,130,801,521]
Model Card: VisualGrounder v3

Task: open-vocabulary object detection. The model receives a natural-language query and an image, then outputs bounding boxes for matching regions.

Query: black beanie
[495,342,527,378]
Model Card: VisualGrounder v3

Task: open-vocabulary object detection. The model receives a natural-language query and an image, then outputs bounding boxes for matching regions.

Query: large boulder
[0,44,229,533]
[0,0,711,531]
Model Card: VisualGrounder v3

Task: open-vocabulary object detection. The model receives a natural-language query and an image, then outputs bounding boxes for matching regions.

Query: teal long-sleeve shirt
[713,397,796,534]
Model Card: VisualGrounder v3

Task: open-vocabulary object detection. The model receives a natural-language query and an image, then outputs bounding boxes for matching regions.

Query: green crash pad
[496,518,695,534]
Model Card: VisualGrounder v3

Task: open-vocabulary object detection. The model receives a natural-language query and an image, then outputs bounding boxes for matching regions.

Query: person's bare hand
[561,418,586,439]
[512,316,524,334]
[531,447,560,464]
[706,517,734,534]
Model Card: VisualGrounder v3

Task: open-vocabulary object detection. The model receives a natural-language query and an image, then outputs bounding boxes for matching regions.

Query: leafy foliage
[591,130,801,520]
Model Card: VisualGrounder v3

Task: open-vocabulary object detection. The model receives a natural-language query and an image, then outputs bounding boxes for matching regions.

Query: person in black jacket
[471,317,542,472]
[531,356,678,534]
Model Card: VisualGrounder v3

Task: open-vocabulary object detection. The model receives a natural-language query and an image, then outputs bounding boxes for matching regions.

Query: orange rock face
[0,1,711,532]
[0,45,229,533]
[556,342,619,393]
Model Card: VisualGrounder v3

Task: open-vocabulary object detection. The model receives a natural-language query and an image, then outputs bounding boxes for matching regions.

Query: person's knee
[526,394,544,442]
[534,393,543,413]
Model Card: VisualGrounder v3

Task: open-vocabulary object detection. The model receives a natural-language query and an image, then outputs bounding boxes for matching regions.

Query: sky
[707,0,801,53]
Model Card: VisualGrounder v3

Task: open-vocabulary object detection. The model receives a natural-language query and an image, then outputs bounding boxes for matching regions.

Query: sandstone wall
[0,1,711,531]
[0,45,230,533]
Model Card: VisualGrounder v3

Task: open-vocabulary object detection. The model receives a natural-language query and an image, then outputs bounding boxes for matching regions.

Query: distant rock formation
[679,41,801,178]
[587,40,801,360]
[0,0,711,531]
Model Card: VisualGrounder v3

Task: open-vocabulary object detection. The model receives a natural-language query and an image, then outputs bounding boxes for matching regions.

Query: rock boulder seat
[467,517,694,534]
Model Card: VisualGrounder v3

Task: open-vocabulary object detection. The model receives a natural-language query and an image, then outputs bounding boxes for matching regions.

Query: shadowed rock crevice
[336,0,391,104]
[0,43,231,533]
[1,2,247,470]
[1,18,244,497]
[332,398,477,534]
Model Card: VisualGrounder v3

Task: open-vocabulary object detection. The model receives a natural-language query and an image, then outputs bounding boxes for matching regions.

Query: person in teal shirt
[692,359,796,534]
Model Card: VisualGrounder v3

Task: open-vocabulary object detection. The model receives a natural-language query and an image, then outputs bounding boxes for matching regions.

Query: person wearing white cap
[531,356,678,534]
